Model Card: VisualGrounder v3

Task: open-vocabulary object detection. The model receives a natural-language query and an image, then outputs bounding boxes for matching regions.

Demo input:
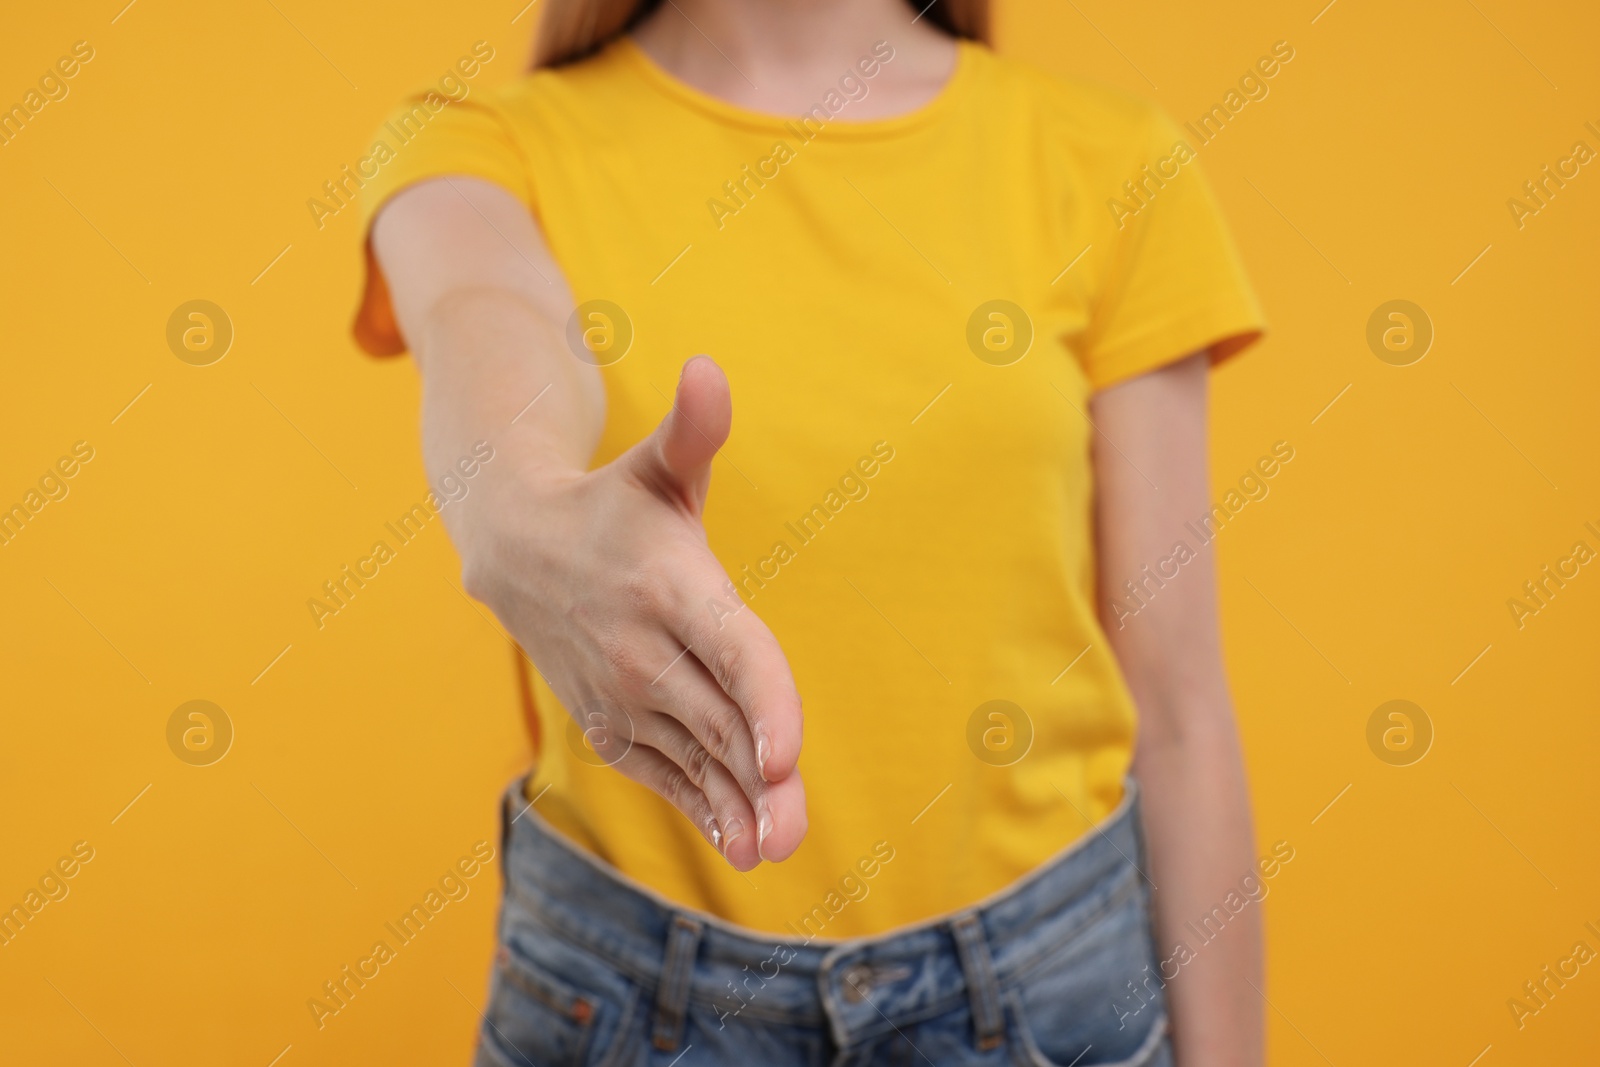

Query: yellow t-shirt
[354,36,1263,937]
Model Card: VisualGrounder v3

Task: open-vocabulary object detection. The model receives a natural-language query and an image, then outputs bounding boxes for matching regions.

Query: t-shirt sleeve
[1077,106,1265,390]
[351,94,533,356]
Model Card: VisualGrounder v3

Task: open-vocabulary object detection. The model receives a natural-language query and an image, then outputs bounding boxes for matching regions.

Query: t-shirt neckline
[615,35,972,139]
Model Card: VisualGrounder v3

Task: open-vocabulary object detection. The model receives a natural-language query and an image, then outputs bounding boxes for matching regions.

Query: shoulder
[479,40,639,128]
[963,46,1168,156]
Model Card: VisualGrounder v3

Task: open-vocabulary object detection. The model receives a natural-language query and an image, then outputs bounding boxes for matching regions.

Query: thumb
[629,355,731,513]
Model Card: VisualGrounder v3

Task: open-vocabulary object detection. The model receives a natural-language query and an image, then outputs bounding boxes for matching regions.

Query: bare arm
[371,177,602,495]
[1091,353,1263,1066]
[370,177,807,869]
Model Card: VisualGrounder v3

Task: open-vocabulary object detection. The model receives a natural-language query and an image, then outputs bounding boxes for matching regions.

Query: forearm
[1130,687,1263,1066]
[368,178,604,521]
[1089,353,1264,1064]
[413,288,603,483]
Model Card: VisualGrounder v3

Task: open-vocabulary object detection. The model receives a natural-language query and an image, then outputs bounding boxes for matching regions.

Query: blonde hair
[531,0,990,68]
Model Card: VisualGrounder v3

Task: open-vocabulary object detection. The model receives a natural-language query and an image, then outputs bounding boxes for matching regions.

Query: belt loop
[947,908,998,1049]
[652,914,704,1051]
[498,779,520,868]
[951,911,1005,1051]
[1125,778,1152,886]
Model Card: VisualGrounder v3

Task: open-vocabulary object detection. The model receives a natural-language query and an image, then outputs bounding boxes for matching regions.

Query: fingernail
[708,819,723,853]
[720,817,745,856]
[756,728,771,780]
[757,806,773,861]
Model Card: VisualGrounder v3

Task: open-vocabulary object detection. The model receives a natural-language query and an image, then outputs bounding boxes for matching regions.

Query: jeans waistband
[498,777,1147,1050]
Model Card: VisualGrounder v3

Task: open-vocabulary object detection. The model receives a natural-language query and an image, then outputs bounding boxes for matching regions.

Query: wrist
[442,443,582,569]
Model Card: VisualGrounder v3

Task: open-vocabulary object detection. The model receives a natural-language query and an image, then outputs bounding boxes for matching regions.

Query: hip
[472,774,1171,1067]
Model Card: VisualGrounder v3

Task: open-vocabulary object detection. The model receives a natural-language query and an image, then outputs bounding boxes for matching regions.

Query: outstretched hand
[460,356,807,870]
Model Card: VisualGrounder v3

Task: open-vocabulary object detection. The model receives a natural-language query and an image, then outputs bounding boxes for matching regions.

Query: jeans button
[840,962,874,1003]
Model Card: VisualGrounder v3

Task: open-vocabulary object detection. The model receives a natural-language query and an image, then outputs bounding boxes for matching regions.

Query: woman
[355,0,1266,1063]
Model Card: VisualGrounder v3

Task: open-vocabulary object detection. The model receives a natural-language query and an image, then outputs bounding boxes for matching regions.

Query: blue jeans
[473,777,1172,1067]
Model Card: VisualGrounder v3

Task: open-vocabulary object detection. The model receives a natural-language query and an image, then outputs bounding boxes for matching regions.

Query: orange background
[2,1,1596,1064]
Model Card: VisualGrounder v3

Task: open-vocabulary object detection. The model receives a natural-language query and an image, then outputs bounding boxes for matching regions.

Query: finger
[607,742,723,852]
[650,653,804,858]
[651,653,761,789]
[622,355,730,515]
[635,711,763,871]
[671,590,803,786]
[595,605,804,861]
[751,766,807,863]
